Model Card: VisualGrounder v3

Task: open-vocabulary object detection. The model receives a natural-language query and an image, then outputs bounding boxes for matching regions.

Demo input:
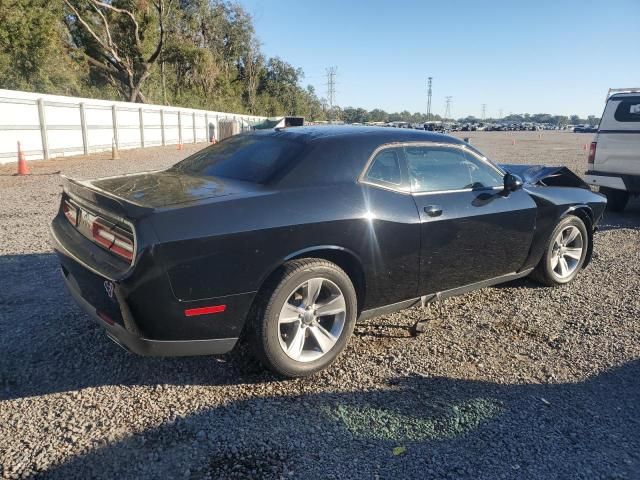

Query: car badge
[104,280,115,299]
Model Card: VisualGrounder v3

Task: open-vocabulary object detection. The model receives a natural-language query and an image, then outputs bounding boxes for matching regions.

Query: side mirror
[503,172,524,192]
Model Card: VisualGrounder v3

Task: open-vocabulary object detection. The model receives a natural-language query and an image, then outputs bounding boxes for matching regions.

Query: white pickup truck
[585,88,640,211]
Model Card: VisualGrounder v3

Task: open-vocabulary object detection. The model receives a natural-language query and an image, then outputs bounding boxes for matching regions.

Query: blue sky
[238,0,639,118]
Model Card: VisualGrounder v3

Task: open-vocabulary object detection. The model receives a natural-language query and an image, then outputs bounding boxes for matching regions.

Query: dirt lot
[1,131,639,479]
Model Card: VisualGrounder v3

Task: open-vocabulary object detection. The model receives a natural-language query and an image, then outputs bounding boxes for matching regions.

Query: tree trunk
[161,61,168,105]
[63,0,166,105]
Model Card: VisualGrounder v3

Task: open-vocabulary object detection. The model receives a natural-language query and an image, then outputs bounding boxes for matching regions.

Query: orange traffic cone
[511,139,516,146]
[16,141,29,175]
[177,142,183,150]
[583,144,588,151]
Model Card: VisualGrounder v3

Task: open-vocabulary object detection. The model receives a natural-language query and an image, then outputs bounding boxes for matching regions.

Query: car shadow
[0,248,616,400]
[34,359,640,479]
[491,276,547,290]
[0,253,276,401]
[597,196,640,231]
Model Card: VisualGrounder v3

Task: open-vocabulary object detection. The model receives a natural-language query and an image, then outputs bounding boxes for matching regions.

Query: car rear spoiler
[62,175,154,221]
[500,164,589,189]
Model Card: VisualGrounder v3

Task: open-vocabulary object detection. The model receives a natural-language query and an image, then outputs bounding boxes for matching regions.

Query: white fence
[0,89,266,164]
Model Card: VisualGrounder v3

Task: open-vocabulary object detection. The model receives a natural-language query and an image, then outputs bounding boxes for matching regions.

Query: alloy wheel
[277,278,346,362]
[551,225,584,279]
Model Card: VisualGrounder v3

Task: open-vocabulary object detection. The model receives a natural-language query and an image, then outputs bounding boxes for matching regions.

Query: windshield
[170,134,305,184]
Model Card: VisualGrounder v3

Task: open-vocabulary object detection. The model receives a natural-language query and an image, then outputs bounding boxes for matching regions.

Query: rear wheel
[600,187,629,212]
[249,259,357,377]
[530,215,589,286]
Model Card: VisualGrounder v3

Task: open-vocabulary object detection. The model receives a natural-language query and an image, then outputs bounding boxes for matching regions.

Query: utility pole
[426,77,433,121]
[481,104,487,121]
[326,66,337,122]
[444,96,452,121]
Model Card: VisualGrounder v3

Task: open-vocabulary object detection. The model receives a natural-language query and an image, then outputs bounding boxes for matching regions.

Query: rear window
[613,96,640,123]
[170,134,305,183]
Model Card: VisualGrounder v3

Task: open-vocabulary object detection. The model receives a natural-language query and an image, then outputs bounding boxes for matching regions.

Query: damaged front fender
[500,164,589,189]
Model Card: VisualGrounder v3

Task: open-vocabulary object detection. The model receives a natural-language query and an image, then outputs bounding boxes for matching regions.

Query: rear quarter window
[366,149,402,186]
[613,96,640,123]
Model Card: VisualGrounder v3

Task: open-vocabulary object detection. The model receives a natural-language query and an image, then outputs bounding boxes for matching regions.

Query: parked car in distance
[574,124,598,133]
[51,126,606,377]
[585,89,640,211]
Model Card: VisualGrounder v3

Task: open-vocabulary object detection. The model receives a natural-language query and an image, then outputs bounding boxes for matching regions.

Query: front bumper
[61,270,238,356]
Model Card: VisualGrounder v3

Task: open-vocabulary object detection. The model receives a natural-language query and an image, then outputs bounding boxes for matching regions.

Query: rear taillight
[91,220,134,261]
[588,142,597,166]
[63,200,78,226]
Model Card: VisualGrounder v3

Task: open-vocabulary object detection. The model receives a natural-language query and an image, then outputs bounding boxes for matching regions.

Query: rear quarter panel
[595,133,640,175]
[596,96,640,175]
[150,184,422,310]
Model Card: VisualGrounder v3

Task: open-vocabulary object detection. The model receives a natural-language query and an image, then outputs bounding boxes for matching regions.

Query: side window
[404,146,503,193]
[365,149,402,186]
[614,97,640,123]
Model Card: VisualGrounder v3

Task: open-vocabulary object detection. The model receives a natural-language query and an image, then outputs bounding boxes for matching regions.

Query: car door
[358,147,422,308]
[402,143,537,295]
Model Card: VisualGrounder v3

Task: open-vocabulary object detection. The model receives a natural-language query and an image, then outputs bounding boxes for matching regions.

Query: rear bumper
[61,269,238,356]
[585,171,640,193]
[50,220,239,356]
[51,218,240,356]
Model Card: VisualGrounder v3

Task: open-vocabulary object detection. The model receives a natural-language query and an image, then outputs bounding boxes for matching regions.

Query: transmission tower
[481,104,487,121]
[426,77,433,121]
[326,67,337,121]
[498,108,503,120]
[444,96,452,121]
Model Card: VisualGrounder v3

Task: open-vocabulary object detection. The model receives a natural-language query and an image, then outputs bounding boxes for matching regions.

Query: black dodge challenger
[51,126,606,377]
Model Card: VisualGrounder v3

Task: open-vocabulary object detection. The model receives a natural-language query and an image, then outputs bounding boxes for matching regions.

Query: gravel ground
[1,131,639,479]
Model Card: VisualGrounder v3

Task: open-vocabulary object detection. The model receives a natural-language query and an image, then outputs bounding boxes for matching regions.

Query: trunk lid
[88,171,237,209]
[64,171,254,220]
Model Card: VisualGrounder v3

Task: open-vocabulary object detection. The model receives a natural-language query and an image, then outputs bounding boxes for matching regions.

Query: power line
[444,96,452,121]
[426,77,433,121]
[326,66,337,121]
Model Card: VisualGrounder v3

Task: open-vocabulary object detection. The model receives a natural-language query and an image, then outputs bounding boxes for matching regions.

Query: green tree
[569,115,582,125]
[0,0,84,94]
[368,109,388,122]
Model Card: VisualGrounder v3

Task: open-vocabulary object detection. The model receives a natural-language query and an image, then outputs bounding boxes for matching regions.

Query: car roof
[246,126,470,189]
[264,125,465,145]
[609,92,640,100]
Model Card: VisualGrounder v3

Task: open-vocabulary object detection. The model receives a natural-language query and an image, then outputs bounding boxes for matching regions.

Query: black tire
[248,258,357,378]
[530,215,589,287]
[600,187,629,212]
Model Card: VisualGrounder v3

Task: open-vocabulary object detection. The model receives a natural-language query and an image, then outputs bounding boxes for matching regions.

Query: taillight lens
[63,200,78,226]
[91,220,134,261]
[588,142,597,166]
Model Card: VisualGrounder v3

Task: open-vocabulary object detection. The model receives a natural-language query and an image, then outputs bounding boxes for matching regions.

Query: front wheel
[249,259,357,377]
[530,215,589,287]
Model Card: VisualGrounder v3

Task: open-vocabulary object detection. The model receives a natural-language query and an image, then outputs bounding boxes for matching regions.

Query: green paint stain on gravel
[323,398,502,442]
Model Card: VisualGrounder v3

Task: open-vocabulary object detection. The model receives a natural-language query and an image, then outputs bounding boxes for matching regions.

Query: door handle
[424,205,443,217]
